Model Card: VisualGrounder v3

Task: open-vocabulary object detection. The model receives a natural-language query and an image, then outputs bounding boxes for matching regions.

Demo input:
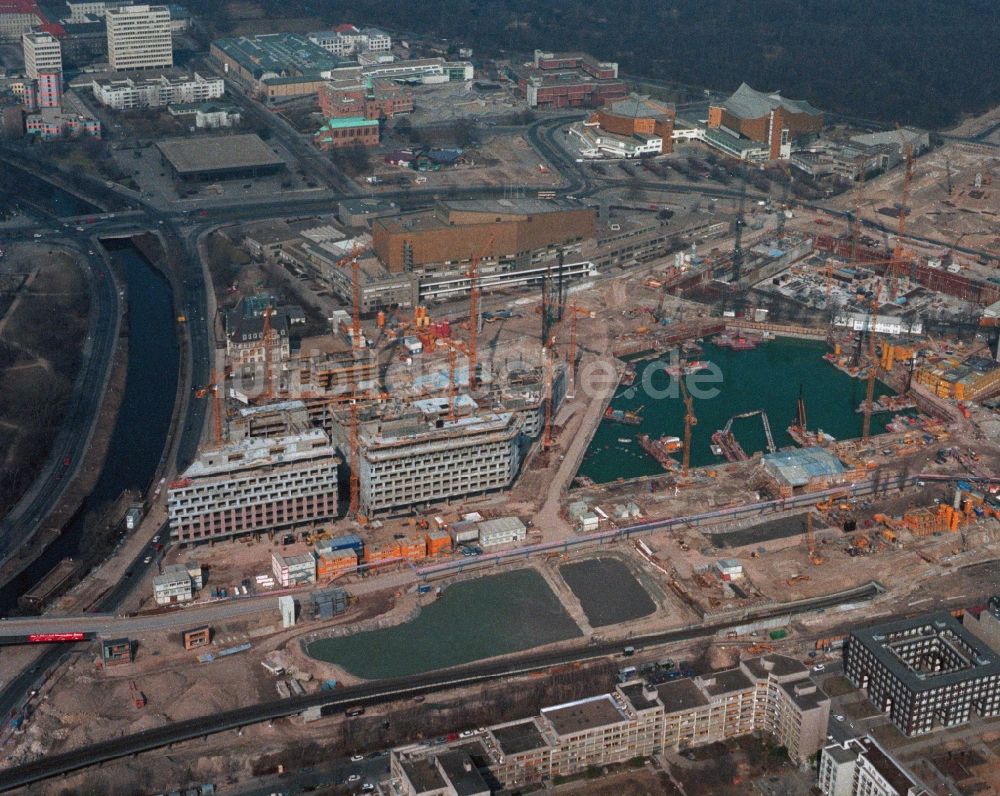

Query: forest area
[194,0,999,129]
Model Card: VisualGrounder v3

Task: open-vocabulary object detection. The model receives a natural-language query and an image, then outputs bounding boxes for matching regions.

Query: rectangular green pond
[578,337,895,484]
[306,569,582,679]
[559,557,656,627]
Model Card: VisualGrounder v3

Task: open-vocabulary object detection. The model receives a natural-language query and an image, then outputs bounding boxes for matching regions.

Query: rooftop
[212,33,346,78]
[436,750,490,796]
[177,429,336,481]
[619,682,659,712]
[490,719,549,755]
[606,94,675,120]
[762,447,845,487]
[742,654,808,680]
[722,82,822,120]
[851,611,1000,691]
[656,678,709,713]
[156,134,285,175]
[400,757,447,793]
[541,694,627,736]
[859,737,920,795]
[702,667,753,697]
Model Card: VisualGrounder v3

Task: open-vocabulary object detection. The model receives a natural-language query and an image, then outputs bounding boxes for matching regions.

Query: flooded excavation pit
[709,513,834,549]
[306,569,581,679]
[559,557,656,627]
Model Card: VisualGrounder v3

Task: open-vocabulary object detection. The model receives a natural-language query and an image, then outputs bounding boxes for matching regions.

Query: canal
[577,337,895,484]
[0,243,179,612]
[307,569,582,679]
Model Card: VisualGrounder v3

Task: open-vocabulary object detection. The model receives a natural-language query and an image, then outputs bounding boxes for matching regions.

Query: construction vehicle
[194,371,225,446]
[130,681,146,709]
[746,643,774,655]
[786,574,811,586]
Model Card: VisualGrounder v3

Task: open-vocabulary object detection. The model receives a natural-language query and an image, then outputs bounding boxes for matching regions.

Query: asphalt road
[0,206,120,565]
[0,581,881,792]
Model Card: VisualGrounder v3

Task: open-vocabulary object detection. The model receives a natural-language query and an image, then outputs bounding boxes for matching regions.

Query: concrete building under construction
[167,429,339,543]
[338,399,524,517]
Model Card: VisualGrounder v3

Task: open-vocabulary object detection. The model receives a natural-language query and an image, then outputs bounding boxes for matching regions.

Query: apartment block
[819,737,929,796]
[390,655,827,794]
[106,4,172,71]
[91,71,223,109]
[167,429,339,543]
[352,404,522,517]
[845,611,1000,735]
[308,25,390,57]
[22,30,61,79]
[506,49,626,109]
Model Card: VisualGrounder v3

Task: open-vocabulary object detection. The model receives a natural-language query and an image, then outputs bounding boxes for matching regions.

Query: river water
[0,244,178,612]
[307,569,582,679]
[577,337,895,483]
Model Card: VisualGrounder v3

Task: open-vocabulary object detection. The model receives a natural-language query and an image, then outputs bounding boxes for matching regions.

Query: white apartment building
[22,31,62,79]
[167,429,339,543]
[65,1,132,22]
[819,737,929,796]
[308,25,390,57]
[355,407,522,516]
[271,552,316,587]
[91,71,223,109]
[0,9,40,41]
[106,4,172,71]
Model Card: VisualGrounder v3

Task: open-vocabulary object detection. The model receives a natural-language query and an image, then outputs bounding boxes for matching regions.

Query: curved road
[0,581,882,792]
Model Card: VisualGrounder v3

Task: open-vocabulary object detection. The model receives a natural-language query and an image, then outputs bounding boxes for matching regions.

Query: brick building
[708,82,822,161]
[314,115,380,150]
[507,49,627,109]
[318,77,412,120]
[371,198,596,273]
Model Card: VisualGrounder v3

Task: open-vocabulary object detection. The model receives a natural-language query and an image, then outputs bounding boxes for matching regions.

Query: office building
[166,429,339,543]
[106,4,172,71]
[372,198,595,274]
[506,50,626,109]
[349,403,522,517]
[845,611,1000,735]
[22,30,61,79]
[0,1,50,41]
[65,1,132,22]
[318,77,412,120]
[91,71,223,109]
[152,562,202,605]
[209,33,346,100]
[819,737,929,796]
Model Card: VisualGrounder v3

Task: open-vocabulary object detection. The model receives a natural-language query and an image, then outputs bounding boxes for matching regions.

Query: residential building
[106,4,172,71]
[64,0,131,22]
[708,82,823,161]
[348,404,523,517]
[845,611,1000,736]
[167,100,241,128]
[391,655,826,793]
[313,114,380,150]
[819,737,929,796]
[22,30,61,79]
[166,429,339,543]
[371,198,596,274]
[35,69,60,108]
[506,50,626,109]
[152,562,201,605]
[91,71,223,109]
[0,1,50,41]
[271,551,316,587]
[308,25,390,57]
[25,92,100,139]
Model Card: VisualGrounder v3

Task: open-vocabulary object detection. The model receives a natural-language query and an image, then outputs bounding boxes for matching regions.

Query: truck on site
[623,645,635,657]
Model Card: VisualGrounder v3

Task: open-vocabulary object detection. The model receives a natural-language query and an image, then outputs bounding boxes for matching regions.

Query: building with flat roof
[271,551,316,587]
[346,403,522,517]
[372,198,595,273]
[308,25,390,57]
[152,562,201,605]
[106,4,172,71]
[91,70,223,109]
[338,197,399,227]
[318,77,412,120]
[0,1,55,42]
[708,82,822,161]
[761,447,847,495]
[167,430,339,543]
[22,30,61,79]
[25,90,100,139]
[819,736,929,796]
[845,611,1000,736]
[507,49,627,109]
[209,33,349,100]
[156,134,285,181]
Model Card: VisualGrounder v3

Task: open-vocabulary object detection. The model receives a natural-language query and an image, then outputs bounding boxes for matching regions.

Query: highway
[0,580,881,792]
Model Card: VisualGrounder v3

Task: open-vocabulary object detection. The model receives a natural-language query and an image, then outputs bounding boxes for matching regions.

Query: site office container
[364,542,401,565]
[398,536,427,562]
[425,530,452,556]
[316,549,358,579]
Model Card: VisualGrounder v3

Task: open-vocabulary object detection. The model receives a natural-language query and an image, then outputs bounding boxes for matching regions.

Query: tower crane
[195,370,225,446]
[806,511,823,566]
[542,340,555,448]
[437,337,470,421]
[466,235,496,389]
[348,399,360,518]
[731,177,747,284]
[261,305,276,401]
[679,366,697,477]
[564,302,592,398]
[862,288,881,442]
[850,156,866,263]
[888,131,915,301]
[337,241,365,350]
